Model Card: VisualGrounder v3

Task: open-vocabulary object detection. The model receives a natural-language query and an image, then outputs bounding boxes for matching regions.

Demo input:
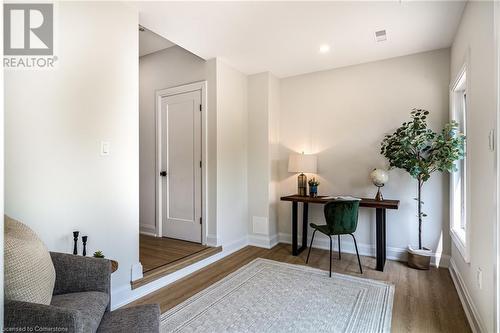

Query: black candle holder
[73,231,79,255]
[82,236,88,256]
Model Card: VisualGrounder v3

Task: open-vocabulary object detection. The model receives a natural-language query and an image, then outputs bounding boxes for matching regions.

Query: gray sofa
[5,252,160,333]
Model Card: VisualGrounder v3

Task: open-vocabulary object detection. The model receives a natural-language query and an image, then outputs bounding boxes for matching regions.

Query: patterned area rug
[160,258,394,333]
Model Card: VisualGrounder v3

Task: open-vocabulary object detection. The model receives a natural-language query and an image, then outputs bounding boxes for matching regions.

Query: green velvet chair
[306,200,363,276]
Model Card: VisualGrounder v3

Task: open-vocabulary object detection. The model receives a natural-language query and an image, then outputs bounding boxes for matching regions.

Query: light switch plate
[100,141,110,156]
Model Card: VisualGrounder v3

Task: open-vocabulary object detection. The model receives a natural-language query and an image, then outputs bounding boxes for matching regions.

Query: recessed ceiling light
[319,44,330,53]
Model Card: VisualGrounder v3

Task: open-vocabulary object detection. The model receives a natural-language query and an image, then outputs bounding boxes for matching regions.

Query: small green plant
[93,250,105,258]
[381,108,465,250]
[308,178,320,187]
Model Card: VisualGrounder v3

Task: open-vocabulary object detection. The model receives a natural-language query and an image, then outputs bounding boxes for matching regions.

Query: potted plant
[380,108,465,269]
[308,178,320,197]
[93,250,105,258]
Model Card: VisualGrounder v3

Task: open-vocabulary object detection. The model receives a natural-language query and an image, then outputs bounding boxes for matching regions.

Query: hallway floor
[139,234,209,273]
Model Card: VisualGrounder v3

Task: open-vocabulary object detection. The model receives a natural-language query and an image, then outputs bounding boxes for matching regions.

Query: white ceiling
[139,27,175,57]
[136,1,466,77]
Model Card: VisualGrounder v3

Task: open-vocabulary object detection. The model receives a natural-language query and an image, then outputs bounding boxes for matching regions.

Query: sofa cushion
[51,291,109,333]
[4,215,56,305]
[97,304,160,333]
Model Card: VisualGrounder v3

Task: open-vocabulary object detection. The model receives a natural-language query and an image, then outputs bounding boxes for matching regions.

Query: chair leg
[306,229,317,264]
[338,234,341,260]
[329,235,332,277]
[350,234,363,274]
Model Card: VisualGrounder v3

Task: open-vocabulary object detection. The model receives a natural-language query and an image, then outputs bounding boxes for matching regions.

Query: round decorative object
[370,169,389,201]
[370,169,389,186]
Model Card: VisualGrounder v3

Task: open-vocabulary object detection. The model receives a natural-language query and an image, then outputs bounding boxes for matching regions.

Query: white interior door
[160,90,202,243]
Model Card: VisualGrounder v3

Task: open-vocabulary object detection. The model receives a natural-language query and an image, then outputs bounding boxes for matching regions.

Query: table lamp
[288,153,317,196]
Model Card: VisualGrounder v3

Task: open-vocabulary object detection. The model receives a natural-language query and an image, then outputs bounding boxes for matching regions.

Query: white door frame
[155,81,208,245]
[495,1,500,330]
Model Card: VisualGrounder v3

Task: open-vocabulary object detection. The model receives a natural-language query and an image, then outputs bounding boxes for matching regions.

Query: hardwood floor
[140,234,209,272]
[130,243,471,333]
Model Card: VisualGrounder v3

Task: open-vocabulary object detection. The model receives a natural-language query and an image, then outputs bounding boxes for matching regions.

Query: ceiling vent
[375,30,387,42]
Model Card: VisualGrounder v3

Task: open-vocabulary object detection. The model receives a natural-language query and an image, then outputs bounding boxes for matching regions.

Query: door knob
[160,171,167,177]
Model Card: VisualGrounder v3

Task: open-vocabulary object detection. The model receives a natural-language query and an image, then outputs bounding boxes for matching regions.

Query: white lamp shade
[288,154,317,173]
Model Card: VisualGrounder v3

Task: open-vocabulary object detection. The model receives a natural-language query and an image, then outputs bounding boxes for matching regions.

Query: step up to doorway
[131,246,222,289]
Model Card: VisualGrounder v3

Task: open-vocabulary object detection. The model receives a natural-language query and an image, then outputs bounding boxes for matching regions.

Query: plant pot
[309,185,318,197]
[407,246,431,270]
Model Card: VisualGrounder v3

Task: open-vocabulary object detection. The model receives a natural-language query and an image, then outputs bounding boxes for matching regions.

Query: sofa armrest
[50,252,111,296]
[5,299,81,333]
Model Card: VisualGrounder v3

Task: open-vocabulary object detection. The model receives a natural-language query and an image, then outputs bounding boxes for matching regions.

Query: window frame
[449,62,470,263]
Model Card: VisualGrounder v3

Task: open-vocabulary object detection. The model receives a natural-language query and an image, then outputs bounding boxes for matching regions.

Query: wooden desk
[280,195,399,272]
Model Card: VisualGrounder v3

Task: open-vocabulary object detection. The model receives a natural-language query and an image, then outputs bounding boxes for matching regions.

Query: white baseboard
[110,235,248,310]
[248,233,279,249]
[139,225,156,236]
[206,233,218,247]
[278,232,450,268]
[448,258,485,333]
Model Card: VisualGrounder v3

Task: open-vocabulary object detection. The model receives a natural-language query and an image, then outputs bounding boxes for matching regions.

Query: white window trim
[449,60,471,263]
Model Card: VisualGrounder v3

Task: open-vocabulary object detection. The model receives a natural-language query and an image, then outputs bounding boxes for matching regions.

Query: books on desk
[322,195,362,201]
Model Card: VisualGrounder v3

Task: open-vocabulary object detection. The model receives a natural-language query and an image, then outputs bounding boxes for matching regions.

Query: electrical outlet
[477,268,483,290]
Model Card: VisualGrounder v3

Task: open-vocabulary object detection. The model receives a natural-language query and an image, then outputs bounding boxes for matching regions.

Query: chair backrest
[323,200,360,234]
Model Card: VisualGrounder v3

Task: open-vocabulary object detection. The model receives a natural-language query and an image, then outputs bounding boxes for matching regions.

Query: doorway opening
[137,25,219,286]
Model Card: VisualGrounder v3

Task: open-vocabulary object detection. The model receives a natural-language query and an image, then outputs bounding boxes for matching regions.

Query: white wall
[449,2,497,331]
[278,49,452,263]
[206,58,219,244]
[247,73,271,242]
[247,72,280,246]
[216,60,249,246]
[5,2,139,307]
[268,74,280,241]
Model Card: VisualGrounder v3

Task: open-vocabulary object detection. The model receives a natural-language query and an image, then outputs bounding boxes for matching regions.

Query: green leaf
[380,108,465,238]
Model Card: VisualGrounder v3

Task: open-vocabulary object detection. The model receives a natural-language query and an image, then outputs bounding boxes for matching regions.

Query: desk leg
[300,203,309,252]
[291,202,308,256]
[292,202,298,256]
[376,208,387,271]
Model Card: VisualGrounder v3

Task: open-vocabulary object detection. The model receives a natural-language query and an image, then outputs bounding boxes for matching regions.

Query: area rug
[160,258,394,333]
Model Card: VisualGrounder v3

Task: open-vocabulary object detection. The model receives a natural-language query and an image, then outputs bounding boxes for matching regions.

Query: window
[450,66,469,262]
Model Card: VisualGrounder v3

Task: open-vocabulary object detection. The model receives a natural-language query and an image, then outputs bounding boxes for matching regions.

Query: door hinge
[200,161,202,168]
[199,104,202,111]
[489,129,495,151]
[199,217,202,224]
